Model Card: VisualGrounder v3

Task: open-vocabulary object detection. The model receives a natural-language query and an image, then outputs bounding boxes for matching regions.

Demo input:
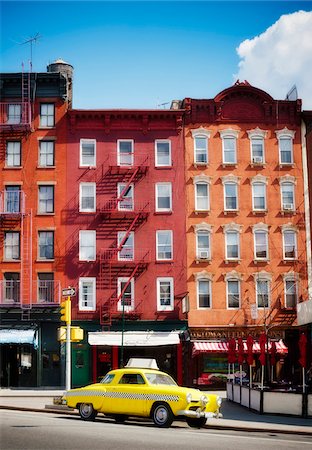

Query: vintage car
[64,359,222,428]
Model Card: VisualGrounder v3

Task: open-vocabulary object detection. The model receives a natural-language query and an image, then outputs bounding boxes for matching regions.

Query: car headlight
[186,393,192,403]
[217,396,222,407]
[200,395,208,406]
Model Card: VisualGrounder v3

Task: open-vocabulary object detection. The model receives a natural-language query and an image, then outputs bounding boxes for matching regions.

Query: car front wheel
[186,417,207,428]
[152,403,173,428]
[79,403,97,421]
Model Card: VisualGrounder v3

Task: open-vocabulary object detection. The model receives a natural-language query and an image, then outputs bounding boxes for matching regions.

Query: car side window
[119,373,145,384]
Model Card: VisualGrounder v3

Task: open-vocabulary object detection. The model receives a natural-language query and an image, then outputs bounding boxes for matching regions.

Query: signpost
[60,287,76,391]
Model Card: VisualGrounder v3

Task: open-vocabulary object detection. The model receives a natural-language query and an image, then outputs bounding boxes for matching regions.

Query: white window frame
[79,182,96,212]
[38,230,54,260]
[197,278,211,309]
[247,128,267,165]
[224,182,238,211]
[4,231,20,260]
[276,128,295,166]
[6,141,21,167]
[117,277,134,312]
[226,279,241,309]
[117,183,134,211]
[156,230,173,261]
[117,139,134,166]
[39,141,55,167]
[191,128,211,165]
[40,103,55,128]
[195,182,209,211]
[4,186,21,213]
[284,277,298,308]
[79,277,96,311]
[118,231,134,261]
[252,182,266,211]
[195,229,211,260]
[79,230,96,261]
[155,182,172,212]
[80,139,96,167]
[155,140,171,167]
[225,230,240,261]
[280,182,295,212]
[220,129,239,165]
[38,185,54,214]
[157,277,174,311]
[256,279,270,308]
[282,229,297,260]
[254,230,269,261]
[7,104,21,124]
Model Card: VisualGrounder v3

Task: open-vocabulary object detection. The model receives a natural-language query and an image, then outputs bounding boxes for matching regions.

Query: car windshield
[100,373,115,384]
[145,373,177,386]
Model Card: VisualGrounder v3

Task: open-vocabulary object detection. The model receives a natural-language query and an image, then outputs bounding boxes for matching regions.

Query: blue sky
[1,1,312,108]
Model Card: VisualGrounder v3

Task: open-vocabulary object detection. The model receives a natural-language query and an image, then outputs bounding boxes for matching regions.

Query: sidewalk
[1,389,311,435]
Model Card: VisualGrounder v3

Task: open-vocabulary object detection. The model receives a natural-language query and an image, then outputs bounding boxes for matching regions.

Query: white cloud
[235,10,312,109]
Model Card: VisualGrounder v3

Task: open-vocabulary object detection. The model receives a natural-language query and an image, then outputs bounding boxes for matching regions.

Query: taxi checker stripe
[66,390,180,402]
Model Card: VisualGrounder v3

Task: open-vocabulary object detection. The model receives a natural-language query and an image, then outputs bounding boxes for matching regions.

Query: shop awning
[88,331,181,347]
[192,339,288,356]
[0,329,37,346]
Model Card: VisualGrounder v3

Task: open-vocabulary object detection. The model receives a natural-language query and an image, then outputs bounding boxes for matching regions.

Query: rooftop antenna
[20,32,41,71]
[157,101,170,109]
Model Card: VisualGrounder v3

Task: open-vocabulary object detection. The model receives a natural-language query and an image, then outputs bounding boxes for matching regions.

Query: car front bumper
[177,409,222,419]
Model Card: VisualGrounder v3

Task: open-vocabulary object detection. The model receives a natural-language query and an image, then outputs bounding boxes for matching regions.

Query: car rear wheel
[79,403,97,421]
[152,403,173,428]
[186,417,207,428]
[114,414,128,423]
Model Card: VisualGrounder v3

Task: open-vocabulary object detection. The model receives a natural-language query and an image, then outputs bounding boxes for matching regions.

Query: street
[1,410,311,450]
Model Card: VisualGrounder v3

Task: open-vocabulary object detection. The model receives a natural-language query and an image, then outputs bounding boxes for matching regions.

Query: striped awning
[192,339,288,356]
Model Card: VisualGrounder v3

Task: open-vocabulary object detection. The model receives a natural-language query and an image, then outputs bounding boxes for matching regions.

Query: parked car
[64,359,222,428]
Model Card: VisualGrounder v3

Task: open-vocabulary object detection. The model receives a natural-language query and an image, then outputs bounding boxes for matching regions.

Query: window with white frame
[4,232,20,260]
[284,277,297,308]
[156,230,173,260]
[39,141,55,167]
[7,104,21,124]
[117,183,134,211]
[79,230,96,261]
[79,277,96,311]
[197,278,211,308]
[156,182,172,212]
[227,279,240,308]
[280,181,295,211]
[276,128,295,165]
[195,182,209,211]
[254,230,269,260]
[191,128,210,165]
[6,141,21,167]
[38,185,54,214]
[38,231,54,260]
[80,183,96,212]
[4,272,20,303]
[157,277,174,311]
[40,104,55,127]
[247,128,267,164]
[117,140,133,166]
[117,277,134,311]
[5,186,21,213]
[252,182,266,211]
[224,182,238,211]
[80,139,96,167]
[37,273,54,303]
[255,277,270,308]
[196,229,211,260]
[220,129,238,165]
[225,230,240,260]
[283,229,297,260]
[155,140,171,167]
[118,231,134,260]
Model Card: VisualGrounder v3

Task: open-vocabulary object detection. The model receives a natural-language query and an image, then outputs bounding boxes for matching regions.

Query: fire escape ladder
[117,214,140,252]
[21,209,32,310]
[116,265,140,304]
[115,167,140,207]
[21,64,31,125]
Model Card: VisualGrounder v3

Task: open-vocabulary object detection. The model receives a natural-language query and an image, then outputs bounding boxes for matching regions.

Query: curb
[1,405,311,436]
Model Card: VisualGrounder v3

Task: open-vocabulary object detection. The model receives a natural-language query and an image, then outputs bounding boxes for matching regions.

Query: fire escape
[99,152,150,327]
[0,69,33,318]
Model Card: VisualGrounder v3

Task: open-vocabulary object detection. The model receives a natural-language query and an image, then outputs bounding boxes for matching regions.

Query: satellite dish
[285,85,298,101]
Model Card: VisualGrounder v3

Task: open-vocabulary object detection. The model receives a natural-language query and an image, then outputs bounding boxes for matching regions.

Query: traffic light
[60,299,71,324]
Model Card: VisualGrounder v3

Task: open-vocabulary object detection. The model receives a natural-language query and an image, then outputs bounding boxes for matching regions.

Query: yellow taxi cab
[64,358,222,428]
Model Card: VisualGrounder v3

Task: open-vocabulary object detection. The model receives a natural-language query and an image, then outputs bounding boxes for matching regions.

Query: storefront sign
[190,328,284,340]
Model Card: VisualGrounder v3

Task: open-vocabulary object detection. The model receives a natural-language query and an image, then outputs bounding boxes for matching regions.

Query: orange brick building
[182,82,309,387]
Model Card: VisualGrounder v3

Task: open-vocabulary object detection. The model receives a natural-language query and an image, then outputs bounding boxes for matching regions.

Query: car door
[108,373,148,417]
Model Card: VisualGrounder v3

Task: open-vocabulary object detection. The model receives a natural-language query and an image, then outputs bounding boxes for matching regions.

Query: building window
[155,140,171,167]
[156,230,173,260]
[39,141,55,167]
[38,231,54,260]
[80,183,96,212]
[4,273,20,303]
[256,279,270,308]
[284,278,297,308]
[157,277,174,311]
[38,185,54,214]
[196,229,211,260]
[156,183,172,212]
[6,141,21,167]
[251,137,265,164]
[225,231,239,260]
[252,182,266,211]
[79,277,96,311]
[195,182,209,211]
[276,128,295,165]
[80,139,96,167]
[118,231,134,260]
[224,182,238,211]
[197,279,211,308]
[254,230,269,260]
[283,230,297,260]
[4,232,20,260]
[40,104,55,127]
[117,277,134,311]
[220,129,238,165]
[227,279,240,308]
[117,140,133,166]
[79,230,96,261]
[4,186,21,213]
[194,136,208,164]
[117,183,134,211]
[37,273,54,303]
[281,182,295,211]
[7,104,21,124]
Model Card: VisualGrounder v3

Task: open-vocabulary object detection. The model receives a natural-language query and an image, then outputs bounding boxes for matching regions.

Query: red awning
[192,339,288,357]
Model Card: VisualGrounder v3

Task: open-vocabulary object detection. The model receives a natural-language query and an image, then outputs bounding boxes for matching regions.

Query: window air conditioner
[199,250,209,259]
[283,203,294,211]
[252,156,263,164]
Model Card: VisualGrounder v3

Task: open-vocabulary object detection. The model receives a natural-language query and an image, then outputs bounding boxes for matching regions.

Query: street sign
[250,304,258,319]
[62,287,76,297]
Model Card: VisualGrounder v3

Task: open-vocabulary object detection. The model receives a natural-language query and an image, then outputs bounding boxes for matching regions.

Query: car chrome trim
[66,390,180,402]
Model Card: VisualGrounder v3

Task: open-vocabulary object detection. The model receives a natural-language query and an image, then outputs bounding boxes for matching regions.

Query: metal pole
[120,297,125,368]
[66,296,71,391]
